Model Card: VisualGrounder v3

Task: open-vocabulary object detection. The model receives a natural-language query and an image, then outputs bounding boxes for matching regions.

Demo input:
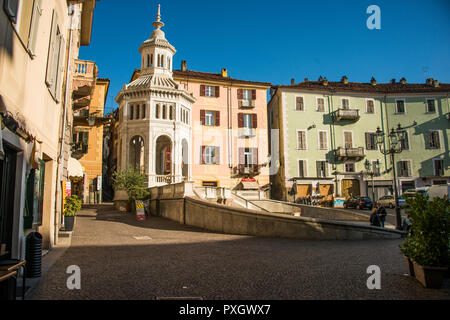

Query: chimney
[304,78,309,82]
[400,77,407,84]
[426,78,434,86]
[390,79,396,84]
[291,78,295,85]
[221,68,228,78]
[181,60,187,72]
[433,79,439,87]
[323,78,329,86]
[341,76,349,84]
[370,77,377,86]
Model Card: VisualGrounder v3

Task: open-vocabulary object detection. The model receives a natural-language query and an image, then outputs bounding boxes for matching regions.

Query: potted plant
[112,168,149,213]
[64,195,82,231]
[399,194,450,288]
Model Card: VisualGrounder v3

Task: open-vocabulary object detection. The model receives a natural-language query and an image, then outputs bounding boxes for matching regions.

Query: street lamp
[365,159,380,203]
[375,124,404,230]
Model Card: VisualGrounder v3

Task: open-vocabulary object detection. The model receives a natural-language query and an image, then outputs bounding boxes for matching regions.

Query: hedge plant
[64,195,82,217]
[400,194,450,267]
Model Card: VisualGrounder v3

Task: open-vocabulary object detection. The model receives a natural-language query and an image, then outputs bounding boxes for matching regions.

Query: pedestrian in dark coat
[376,201,387,228]
[370,208,381,227]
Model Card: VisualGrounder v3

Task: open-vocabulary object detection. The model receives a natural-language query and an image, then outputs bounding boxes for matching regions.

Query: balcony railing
[333,109,360,122]
[148,175,184,187]
[238,99,256,109]
[234,165,261,177]
[73,60,97,111]
[74,59,96,80]
[335,147,365,161]
[71,142,88,160]
[238,128,256,138]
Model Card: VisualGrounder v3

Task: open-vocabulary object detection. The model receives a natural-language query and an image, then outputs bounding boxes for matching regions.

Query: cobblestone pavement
[28,204,450,300]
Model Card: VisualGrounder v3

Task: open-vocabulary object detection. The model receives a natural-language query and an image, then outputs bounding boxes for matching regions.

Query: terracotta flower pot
[412,260,447,289]
[403,255,415,277]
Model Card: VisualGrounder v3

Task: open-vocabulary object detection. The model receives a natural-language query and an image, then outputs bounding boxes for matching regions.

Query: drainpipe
[54,4,75,246]
[327,90,338,196]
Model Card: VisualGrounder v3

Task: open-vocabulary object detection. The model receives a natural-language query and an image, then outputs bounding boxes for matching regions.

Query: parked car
[344,196,373,210]
[378,195,407,208]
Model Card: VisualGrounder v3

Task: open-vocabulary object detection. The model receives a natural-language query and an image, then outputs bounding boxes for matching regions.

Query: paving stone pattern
[28,204,450,300]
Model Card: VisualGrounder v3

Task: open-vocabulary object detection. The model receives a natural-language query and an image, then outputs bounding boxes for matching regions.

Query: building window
[135,104,140,120]
[398,161,411,177]
[345,163,355,173]
[200,85,219,98]
[399,131,409,150]
[243,89,252,102]
[205,111,215,126]
[142,104,146,119]
[205,86,215,97]
[342,99,350,110]
[316,161,328,178]
[366,100,375,114]
[297,131,307,150]
[365,133,377,150]
[243,114,253,129]
[298,160,307,178]
[201,110,220,126]
[396,100,406,114]
[129,105,134,120]
[155,104,160,119]
[317,98,325,112]
[427,131,441,149]
[426,99,436,113]
[318,131,328,150]
[434,159,444,177]
[296,97,305,111]
[344,131,353,149]
[202,146,219,165]
[162,105,167,119]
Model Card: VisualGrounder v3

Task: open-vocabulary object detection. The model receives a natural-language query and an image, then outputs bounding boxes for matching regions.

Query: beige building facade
[0,0,97,256]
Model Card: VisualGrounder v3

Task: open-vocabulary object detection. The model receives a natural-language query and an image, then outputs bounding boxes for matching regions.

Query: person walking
[376,201,387,228]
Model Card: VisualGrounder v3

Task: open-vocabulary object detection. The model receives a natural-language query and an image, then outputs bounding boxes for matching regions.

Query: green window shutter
[46,10,58,92]
[28,0,43,56]
[55,33,65,103]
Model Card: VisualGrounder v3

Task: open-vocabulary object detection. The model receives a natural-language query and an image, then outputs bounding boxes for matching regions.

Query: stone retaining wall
[148,184,404,240]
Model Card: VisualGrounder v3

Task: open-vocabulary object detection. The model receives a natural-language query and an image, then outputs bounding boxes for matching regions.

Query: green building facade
[268,78,450,202]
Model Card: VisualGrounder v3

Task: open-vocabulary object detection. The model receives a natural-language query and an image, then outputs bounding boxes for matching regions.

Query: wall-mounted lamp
[88,114,96,126]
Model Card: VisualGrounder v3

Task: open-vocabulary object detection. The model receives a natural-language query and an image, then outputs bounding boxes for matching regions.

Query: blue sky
[80,0,450,114]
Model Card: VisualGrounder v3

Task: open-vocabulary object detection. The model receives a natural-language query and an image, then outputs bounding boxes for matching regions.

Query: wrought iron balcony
[234,165,261,177]
[335,147,365,161]
[333,109,360,122]
[71,142,88,160]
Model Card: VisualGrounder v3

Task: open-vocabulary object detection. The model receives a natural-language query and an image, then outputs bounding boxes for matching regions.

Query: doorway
[0,144,17,259]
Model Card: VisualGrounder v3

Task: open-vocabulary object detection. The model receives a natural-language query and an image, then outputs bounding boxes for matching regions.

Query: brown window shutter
[238,113,244,128]
[200,110,206,126]
[252,114,258,129]
[215,86,220,98]
[237,89,243,100]
[365,133,371,150]
[200,85,205,97]
[252,89,256,100]
[201,146,206,164]
[253,148,258,165]
[215,111,220,126]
